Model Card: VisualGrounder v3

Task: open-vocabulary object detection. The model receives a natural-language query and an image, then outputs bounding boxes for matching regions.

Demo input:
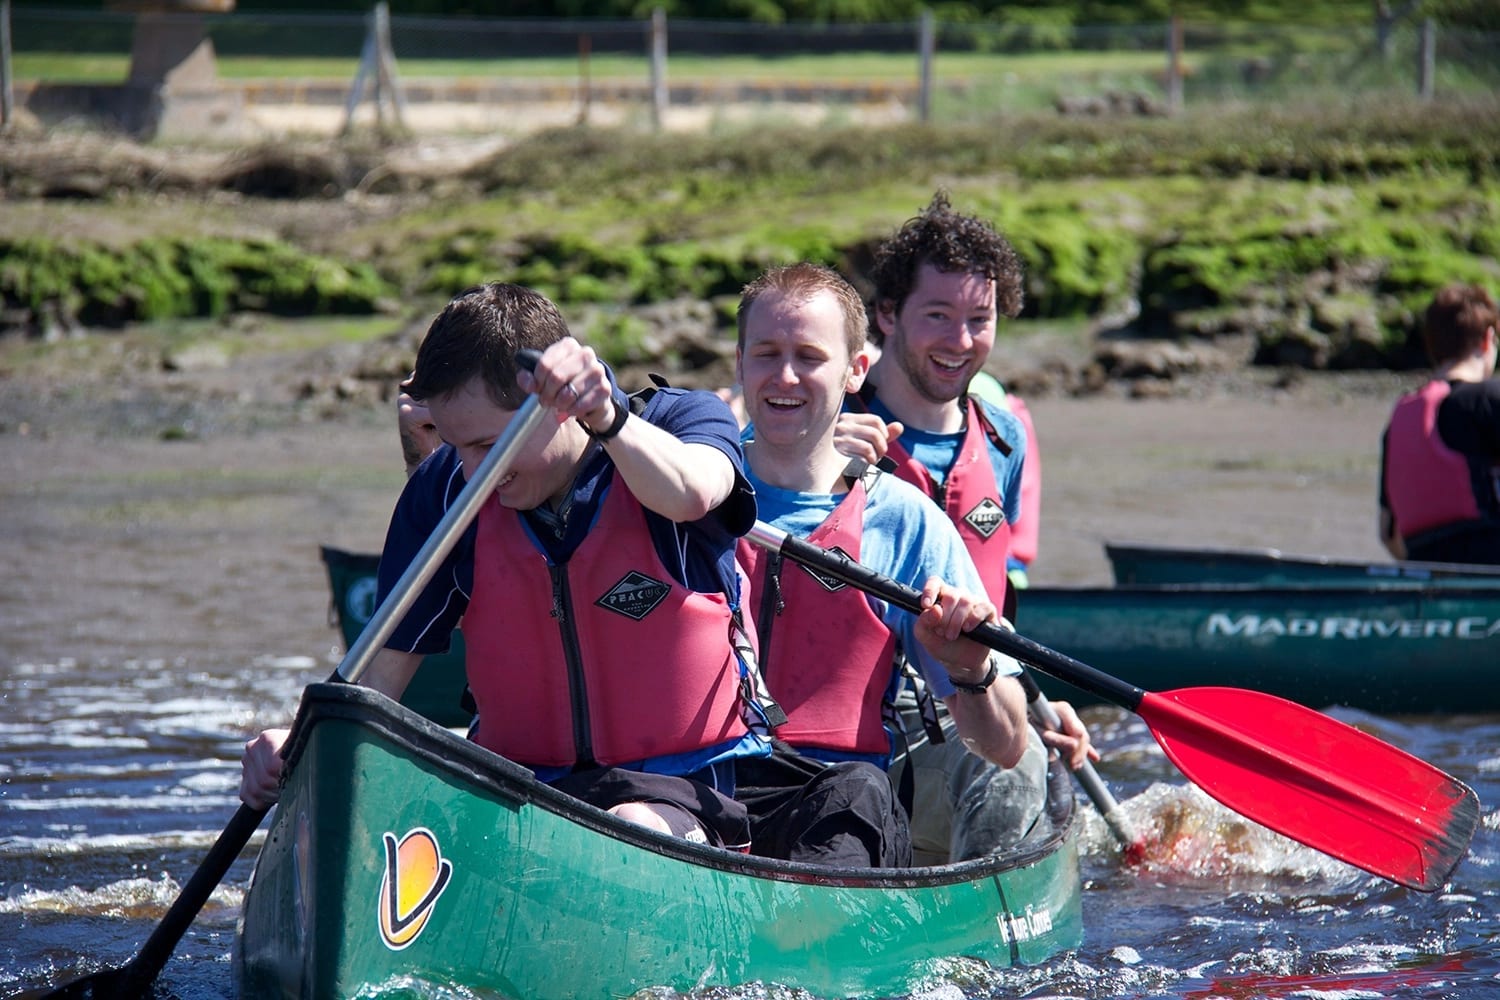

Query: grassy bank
[3,97,1498,379]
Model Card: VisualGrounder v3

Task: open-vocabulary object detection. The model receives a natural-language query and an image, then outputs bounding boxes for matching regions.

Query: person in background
[1379,282,1500,564]
[834,192,1096,864]
[242,282,771,850]
[733,262,1032,866]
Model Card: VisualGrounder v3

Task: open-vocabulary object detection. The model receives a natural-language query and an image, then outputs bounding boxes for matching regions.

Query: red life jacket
[1384,380,1482,540]
[737,478,897,756]
[850,390,1014,608]
[463,478,749,770]
[1005,394,1041,568]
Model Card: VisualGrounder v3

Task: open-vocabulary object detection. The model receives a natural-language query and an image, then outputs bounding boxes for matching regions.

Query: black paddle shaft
[751,524,1150,712]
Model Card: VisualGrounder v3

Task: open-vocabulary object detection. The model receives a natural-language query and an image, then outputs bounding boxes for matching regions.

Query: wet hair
[1423,283,1497,366]
[737,262,868,360]
[868,191,1024,346]
[405,283,571,408]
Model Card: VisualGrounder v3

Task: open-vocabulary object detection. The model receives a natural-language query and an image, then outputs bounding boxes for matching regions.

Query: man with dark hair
[242,282,770,849]
[1379,282,1500,564]
[835,193,1096,864]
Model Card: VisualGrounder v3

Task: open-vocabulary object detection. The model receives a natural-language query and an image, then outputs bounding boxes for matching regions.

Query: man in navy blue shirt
[242,282,769,849]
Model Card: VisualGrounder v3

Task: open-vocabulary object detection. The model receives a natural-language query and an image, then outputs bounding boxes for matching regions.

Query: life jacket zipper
[548,563,594,767]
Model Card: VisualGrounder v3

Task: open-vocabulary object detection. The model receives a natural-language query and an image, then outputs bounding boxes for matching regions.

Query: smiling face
[737,287,869,456]
[877,263,997,406]
[427,376,580,510]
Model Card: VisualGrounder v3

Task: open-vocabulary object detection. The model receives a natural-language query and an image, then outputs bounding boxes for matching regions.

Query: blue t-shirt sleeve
[863,476,1018,700]
[977,399,1027,526]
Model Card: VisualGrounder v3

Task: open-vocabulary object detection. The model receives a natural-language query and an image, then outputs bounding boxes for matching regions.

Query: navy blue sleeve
[375,445,476,655]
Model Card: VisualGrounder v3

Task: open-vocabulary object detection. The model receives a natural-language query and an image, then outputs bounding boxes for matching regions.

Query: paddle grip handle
[750,524,1149,712]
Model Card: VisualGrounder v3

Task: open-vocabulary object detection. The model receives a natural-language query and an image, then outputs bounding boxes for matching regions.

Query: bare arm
[913,577,1029,768]
[1379,504,1407,560]
[523,337,737,522]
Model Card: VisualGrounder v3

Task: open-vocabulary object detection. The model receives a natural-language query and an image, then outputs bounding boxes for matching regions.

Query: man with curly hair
[835,192,1096,865]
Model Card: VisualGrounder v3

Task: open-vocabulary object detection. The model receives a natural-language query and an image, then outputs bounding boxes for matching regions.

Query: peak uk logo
[964,498,1005,539]
[596,571,671,621]
[377,828,453,950]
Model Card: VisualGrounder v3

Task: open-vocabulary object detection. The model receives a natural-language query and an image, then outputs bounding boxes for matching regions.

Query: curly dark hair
[406,282,571,409]
[867,191,1024,346]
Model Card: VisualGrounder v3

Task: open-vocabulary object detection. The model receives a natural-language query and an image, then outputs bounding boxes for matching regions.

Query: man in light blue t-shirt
[734,262,1043,864]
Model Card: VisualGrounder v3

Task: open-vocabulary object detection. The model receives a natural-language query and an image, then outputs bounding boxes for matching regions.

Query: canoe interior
[1106,540,1500,587]
[237,683,1083,999]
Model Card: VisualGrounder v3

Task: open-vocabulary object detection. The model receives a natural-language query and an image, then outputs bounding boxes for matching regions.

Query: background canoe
[1107,541,1500,587]
[1017,581,1500,715]
[320,545,471,727]
[237,683,1083,999]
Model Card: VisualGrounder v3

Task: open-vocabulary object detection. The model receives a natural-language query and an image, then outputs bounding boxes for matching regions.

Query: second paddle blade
[1139,686,1479,892]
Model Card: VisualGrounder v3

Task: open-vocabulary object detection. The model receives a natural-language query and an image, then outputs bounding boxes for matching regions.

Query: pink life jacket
[737,479,897,756]
[852,392,1014,609]
[463,479,749,770]
[1384,380,1482,540]
[1005,394,1041,568]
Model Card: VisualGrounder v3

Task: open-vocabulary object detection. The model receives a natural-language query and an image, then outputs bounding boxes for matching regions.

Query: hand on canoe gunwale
[241,728,290,810]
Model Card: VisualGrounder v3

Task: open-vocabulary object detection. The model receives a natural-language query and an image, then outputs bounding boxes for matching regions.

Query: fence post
[1164,15,1183,114]
[0,0,12,133]
[1417,17,1435,101]
[578,32,592,125]
[374,1,406,129]
[917,9,933,123]
[343,3,405,136]
[649,7,667,131]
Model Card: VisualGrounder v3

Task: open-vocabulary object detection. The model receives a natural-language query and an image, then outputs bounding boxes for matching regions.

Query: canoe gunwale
[284,681,1077,890]
[1105,540,1500,583]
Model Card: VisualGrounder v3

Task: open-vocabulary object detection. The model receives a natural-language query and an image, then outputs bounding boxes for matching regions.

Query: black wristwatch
[582,396,629,442]
[950,656,999,694]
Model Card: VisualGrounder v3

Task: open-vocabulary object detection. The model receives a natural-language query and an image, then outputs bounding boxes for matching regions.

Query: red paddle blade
[1139,687,1479,892]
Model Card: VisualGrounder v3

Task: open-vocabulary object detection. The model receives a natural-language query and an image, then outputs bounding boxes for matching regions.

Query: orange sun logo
[376,827,453,950]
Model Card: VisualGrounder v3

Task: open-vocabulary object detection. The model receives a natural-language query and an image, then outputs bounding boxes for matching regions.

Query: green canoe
[273,549,1084,999]
[1107,540,1500,587]
[1017,580,1500,715]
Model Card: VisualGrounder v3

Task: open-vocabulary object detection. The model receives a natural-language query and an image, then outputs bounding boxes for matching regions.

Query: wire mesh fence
[3,4,1495,137]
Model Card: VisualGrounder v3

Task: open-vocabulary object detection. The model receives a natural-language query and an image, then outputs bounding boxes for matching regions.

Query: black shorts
[549,765,752,851]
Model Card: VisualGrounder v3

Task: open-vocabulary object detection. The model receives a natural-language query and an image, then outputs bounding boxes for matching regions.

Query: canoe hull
[1106,541,1500,587]
[1019,582,1500,714]
[237,683,1082,999]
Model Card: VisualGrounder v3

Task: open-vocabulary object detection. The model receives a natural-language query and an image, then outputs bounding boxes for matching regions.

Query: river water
[3,391,1498,998]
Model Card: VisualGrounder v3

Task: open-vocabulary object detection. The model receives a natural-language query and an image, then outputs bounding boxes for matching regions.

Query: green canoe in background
[1017,579,1500,715]
[1107,540,1500,587]
[273,548,1084,998]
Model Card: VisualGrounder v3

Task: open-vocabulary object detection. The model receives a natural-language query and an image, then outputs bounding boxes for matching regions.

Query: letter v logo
[377,827,453,950]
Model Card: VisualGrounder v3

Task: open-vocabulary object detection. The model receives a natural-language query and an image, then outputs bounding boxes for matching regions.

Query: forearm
[359,647,425,702]
[602,419,737,522]
[942,674,1029,768]
[1379,506,1407,560]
